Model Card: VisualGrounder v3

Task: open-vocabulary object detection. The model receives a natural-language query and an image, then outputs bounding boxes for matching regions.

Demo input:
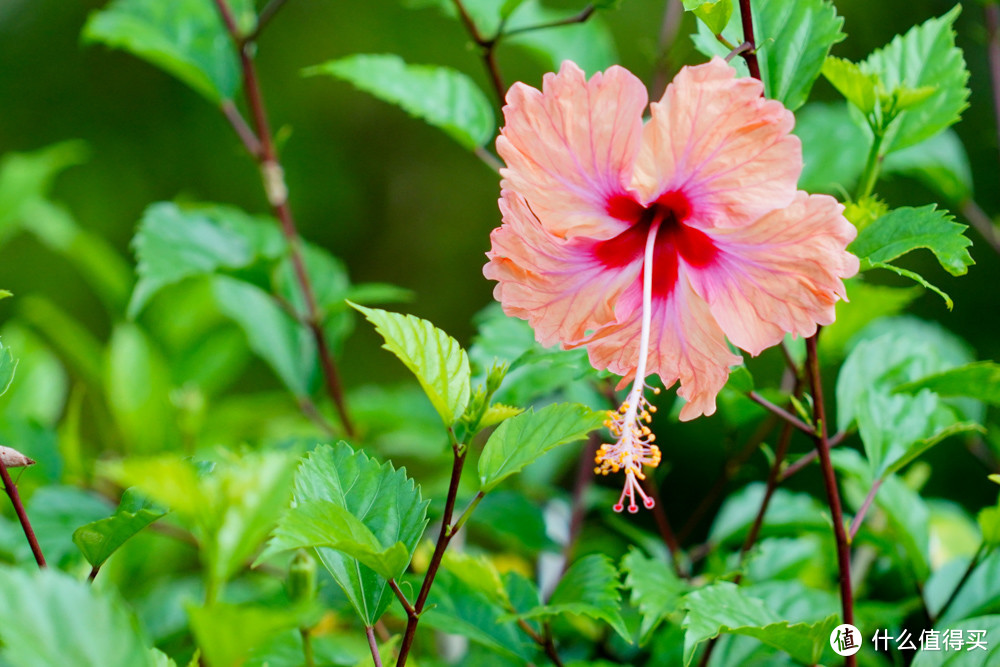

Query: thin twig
[213,0,355,436]
[780,433,847,481]
[513,618,565,667]
[0,459,45,568]
[502,5,595,37]
[645,474,686,578]
[725,41,753,63]
[366,626,383,667]
[739,421,796,562]
[474,146,503,173]
[301,627,315,667]
[389,579,416,616]
[747,391,814,437]
[561,435,600,572]
[848,478,882,542]
[651,0,684,95]
[450,0,506,105]
[934,542,991,623]
[961,199,1000,257]
[246,0,292,43]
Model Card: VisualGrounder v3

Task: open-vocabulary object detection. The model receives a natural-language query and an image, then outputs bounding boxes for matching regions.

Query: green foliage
[0,567,156,667]
[912,615,1000,665]
[884,129,974,204]
[352,304,471,426]
[83,0,245,103]
[286,443,428,626]
[73,488,166,569]
[683,0,733,34]
[441,550,510,606]
[693,0,845,110]
[503,1,618,74]
[819,279,921,360]
[188,602,308,667]
[478,402,607,492]
[822,56,878,114]
[709,483,828,546]
[896,362,1000,406]
[794,102,869,193]
[623,548,688,643]
[681,582,838,666]
[305,54,495,150]
[0,337,16,397]
[514,554,630,641]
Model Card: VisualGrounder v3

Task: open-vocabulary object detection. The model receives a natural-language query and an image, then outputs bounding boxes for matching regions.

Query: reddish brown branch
[0,460,45,568]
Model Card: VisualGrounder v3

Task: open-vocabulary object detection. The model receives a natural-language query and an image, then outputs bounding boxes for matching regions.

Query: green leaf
[819,279,921,361]
[0,567,156,667]
[305,54,494,150]
[623,548,689,643]
[478,402,606,492]
[693,0,846,110]
[863,6,970,152]
[926,551,1000,624]
[822,56,878,113]
[709,483,827,546]
[515,554,629,641]
[104,323,177,453]
[883,129,973,204]
[912,615,1000,666]
[290,443,428,625]
[442,551,510,606]
[684,0,733,34]
[867,261,955,309]
[83,0,241,103]
[0,338,17,398]
[25,487,115,567]
[681,582,838,666]
[794,103,869,194]
[129,202,283,318]
[504,1,618,75]
[851,204,974,278]
[979,508,1000,547]
[73,488,166,569]
[188,603,306,667]
[351,304,471,426]
[213,276,317,397]
[896,362,1000,406]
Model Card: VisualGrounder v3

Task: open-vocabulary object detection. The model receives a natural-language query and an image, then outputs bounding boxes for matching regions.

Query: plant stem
[746,391,814,437]
[366,626,383,667]
[856,127,885,200]
[0,459,45,568]
[396,444,469,666]
[935,542,992,623]
[247,0,292,43]
[644,474,686,577]
[213,0,355,436]
[848,478,882,542]
[739,420,795,563]
[806,333,855,666]
[513,617,565,667]
[736,0,761,81]
[450,0,506,105]
[651,0,684,95]
[960,199,1000,257]
[502,5,595,37]
[301,627,315,667]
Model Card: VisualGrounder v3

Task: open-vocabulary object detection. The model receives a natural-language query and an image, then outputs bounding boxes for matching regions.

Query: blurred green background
[1,0,998,536]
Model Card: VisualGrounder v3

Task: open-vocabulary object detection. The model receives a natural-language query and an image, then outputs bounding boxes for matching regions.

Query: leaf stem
[856,128,885,200]
[213,0,355,436]
[502,5,595,37]
[512,617,565,667]
[746,391,815,437]
[651,0,684,95]
[934,541,992,623]
[0,459,45,568]
[301,627,315,667]
[960,199,1000,258]
[246,0,292,43]
[366,625,383,667]
[450,491,484,535]
[848,478,883,542]
[738,420,796,562]
[389,579,416,616]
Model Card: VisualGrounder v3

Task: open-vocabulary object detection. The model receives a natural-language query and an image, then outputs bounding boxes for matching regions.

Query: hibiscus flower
[484,57,858,512]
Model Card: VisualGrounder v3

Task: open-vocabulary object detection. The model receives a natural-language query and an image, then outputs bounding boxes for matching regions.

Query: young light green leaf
[822,56,878,113]
[188,602,307,667]
[883,129,973,204]
[73,488,166,569]
[863,6,969,153]
[979,508,1000,547]
[305,54,494,150]
[623,548,689,643]
[258,500,410,580]
[351,304,470,426]
[213,276,317,397]
[442,551,510,606]
[129,202,283,318]
[478,402,606,492]
[291,443,428,626]
[895,362,1000,406]
[681,582,838,666]
[851,205,974,277]
[693,0,845,110]
[83,0,242,103]
[514,554,629,641]
[684,0,733,34]
[0,568,157,667]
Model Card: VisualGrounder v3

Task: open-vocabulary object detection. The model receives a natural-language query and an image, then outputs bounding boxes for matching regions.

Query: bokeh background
[1,0,998,540]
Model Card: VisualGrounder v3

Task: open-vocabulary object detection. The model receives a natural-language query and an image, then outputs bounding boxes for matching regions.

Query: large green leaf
[0,567,156,667]
[188,602,308,667]
[25,487,115,567]
[129,202,283,318]
[708,483,828,546]
[83,0,245,103]
[896,362,1000,406]
[883,129,973,204]
[305,54,494,150]
[478,402,606,492]
[925,551,1000,624]
[681,582,838,666]
[514,554,629,641]
[912,615,1000,666]
[863,6,970,153]
[693,0,845,110]
[213,276,317,397]
[623,548,689,643]
[290,443,428,626]
[851,205,973,278]
[73,488,166,569]
[794,102,869,194]
[352,304,471,426]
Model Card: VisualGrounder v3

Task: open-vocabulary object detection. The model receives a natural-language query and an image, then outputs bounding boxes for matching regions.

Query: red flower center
[595,192,717,299]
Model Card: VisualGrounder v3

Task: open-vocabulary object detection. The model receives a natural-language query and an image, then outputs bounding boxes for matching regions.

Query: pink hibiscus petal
[497,61,648,240]
[633,57,801,229]
[686,192,860,356]
[584,277,742,421]
[484,191,642,347]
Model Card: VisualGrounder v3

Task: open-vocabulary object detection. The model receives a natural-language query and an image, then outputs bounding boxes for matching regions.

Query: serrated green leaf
[851,205,974,277]
[291,443,428,625]
[896,362,1000,406]
[0,141,87,236]
[478,402,605,492]
[73,488,166,569]
[258,500,410,580]
[129,202,283,318]
[822,56,878,113]
[188,602,306,667]
[693,0,845,110]
[83,0,242,103]
[623,548,688,643]
[515,554,629,641]
[305,54,494,150]
[681,582,838,666]
[477,403,523,429]
[883,129,973,203]
[351,304,470,426]
[0,568,156,667]
[864,6,969,153]
[684,0,732,34]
